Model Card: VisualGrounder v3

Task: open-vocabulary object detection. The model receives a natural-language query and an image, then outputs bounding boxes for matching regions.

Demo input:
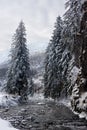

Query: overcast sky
[0,0,65,63]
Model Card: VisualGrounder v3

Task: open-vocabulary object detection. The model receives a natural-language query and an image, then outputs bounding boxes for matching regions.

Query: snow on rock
[78,92,87,111]
[71,92,87,119]
[71,84,79,98]
[58,98,71,108]
[0,118,18,130]
[79,112,87,119]
[33,76,43,87]
[0,92,19,107]
[70,66,80,86]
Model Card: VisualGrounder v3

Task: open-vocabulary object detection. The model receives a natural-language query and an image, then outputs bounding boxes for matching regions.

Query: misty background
[0,0,65,63]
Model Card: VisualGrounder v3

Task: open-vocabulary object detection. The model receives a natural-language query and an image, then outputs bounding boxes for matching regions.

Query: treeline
[44,0,87,115]
[44,0,82,99]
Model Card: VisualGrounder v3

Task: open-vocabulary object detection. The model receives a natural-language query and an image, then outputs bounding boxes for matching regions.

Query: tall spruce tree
[64,0,81,65]
[60,21,74,97]
[44,16,63,99]
[44,44,51,98]
[64,0,81,48]
[6,21,32,102]
[62,0,82,95]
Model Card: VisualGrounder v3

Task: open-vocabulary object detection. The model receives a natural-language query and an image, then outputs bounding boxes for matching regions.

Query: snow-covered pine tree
[6,21,33,102]
[64,0,81,56]
[44,16,63,99]
[60,25,72,97]
[44,44,51,98]
[62,0,82,95]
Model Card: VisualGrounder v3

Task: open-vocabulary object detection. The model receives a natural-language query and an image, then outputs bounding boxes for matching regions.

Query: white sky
[0,0,65,63]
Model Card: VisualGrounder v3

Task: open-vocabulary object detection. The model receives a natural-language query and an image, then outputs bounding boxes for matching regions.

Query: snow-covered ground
[0,118,18,130]
[0,92,19,107]
[58,98,71,108]
[29,93,44,101]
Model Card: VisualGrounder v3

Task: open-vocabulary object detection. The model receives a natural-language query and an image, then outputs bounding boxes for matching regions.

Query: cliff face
[80,1,87,79]
[71,0,87,117]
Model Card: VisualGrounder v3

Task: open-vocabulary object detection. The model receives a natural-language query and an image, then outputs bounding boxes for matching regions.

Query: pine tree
[44,44,51,98]
[44,16,63,99]
[60,23,73,97]
[6,21,32,102]
[62,0,82,95]
[64,0,81,40]
[64,0,81,64]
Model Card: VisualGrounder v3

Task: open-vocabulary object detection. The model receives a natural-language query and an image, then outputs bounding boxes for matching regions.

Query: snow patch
[58,98,71,108]
[33,76,43,86]
[29,93,44,101]
[72,92,87,119]
[78,92,87,111]
[0,92,19,107]
[70,66,80,86]
[0,118,18,130]
[79,112,87,119]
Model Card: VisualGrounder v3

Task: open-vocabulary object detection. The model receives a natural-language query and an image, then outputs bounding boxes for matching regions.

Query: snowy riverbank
[0,118,18,130]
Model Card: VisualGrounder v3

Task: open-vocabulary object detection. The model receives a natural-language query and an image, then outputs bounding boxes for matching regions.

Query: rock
[34,120,40,124]
[30,128,36,130]
[21,119,27,125]
[4,108,9,112]
[26,116,32,121]
[0,99,87,130]
[17,116,23,120]
[54,126,72,130]
[14,120,20,126]
[29,125,32,128]
[41,110,45,114]
[31,116,35,122]
[20,109,27,113]
[38,102,45,105]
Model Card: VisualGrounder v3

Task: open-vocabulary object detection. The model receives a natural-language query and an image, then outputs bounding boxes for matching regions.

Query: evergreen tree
[64,0,81,44]
[62,0,82,95]
[44,16,63,99]
[60,23,73,97]
[6,21,33,102]
[64,0,81,64]
[44,44,51,98]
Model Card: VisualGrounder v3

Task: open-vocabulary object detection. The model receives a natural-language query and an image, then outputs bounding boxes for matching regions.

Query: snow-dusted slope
[0,92,19,107]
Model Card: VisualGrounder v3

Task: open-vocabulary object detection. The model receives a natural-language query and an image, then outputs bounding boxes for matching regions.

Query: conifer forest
[0,0,87,130]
